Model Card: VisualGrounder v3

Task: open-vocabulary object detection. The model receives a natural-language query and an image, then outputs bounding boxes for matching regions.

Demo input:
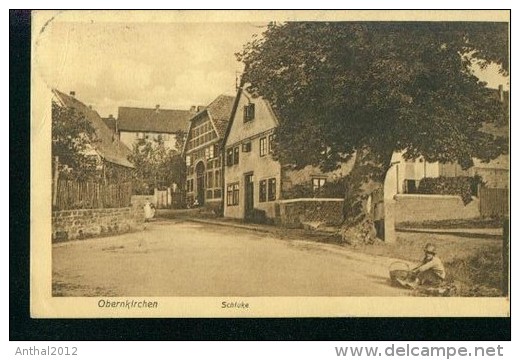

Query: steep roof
[222,88,281,148]
[204,94,236,138]
[52,90,134,168]
[117,106,192,134]
[181,94,235,156]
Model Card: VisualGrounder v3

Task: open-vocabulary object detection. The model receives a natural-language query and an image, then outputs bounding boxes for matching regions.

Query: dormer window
[243,103,255,122]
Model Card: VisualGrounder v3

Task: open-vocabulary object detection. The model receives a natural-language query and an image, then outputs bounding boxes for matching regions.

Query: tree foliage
[238,22,509,243]
[51,102,99,181]
[128,137,186,195]
[238,22,508,174]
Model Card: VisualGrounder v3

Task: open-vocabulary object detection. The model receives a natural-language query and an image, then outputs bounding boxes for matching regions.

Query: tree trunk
[339,147,392,245]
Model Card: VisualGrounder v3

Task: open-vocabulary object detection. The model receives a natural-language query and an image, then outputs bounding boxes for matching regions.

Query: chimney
[498,85,504,103]
[69,91,76,97]
[155,104,160,113]
[190,105,197,113]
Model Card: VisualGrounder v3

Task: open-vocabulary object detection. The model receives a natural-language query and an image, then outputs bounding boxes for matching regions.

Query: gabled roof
[222,88,281,147]
[204,94,236,138]
[117,106,192,134]
[52,90,134,168]
[181,94,235,156]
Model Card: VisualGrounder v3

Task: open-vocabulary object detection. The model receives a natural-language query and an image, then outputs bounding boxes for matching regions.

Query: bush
[417,176,483,205]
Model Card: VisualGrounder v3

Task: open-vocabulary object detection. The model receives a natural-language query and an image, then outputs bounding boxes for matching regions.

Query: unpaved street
[53,220,409,296]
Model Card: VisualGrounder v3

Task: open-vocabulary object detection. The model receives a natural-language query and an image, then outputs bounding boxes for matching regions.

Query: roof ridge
[206,94,235,109]
[119,106,191,112]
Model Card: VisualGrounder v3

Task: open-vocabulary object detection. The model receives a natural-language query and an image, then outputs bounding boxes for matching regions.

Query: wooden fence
[54,180,132,210]
[480,187,509,218]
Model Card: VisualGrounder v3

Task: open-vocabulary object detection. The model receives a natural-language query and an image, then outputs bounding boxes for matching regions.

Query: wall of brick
[394,194,480,224]
[277,198,344,228]
[52,196,146,242]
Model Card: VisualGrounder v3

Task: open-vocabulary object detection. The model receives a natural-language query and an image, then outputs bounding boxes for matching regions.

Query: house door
[195,161,205,206]
[244,173,254,219]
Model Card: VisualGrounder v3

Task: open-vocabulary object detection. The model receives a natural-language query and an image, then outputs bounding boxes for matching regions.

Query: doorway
[244,173,254,219]
[195,161,205,206]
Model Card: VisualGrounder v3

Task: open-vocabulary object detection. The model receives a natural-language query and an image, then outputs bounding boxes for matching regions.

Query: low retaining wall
[394,194,480,224]
[277,198,344,228]
[52,196,147,242]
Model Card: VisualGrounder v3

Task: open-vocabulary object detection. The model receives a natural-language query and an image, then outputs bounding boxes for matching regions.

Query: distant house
[222,89,350,224]
[115,105,199,152]
[388,86,509,194]
[385,152,509,197]
[52,89,134,182]
[182,95,236,211]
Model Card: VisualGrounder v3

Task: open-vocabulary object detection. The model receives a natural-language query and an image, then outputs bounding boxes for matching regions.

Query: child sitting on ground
[411,243,446,286]
[398,243,446,289]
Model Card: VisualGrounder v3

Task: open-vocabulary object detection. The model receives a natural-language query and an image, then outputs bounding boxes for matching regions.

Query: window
[259,180,267,203]
[214,188,222,199]
[226,148,234,166]
[209,144,215,159]
[405,180,417,194]
[260,137,267,157]
[207,171,214,188]
[233,183,240,205]
[268,134,274,153]
[243,103,255,122]
[206,190,213,199]
[186,156,191,166]
[226,146,240,166]
[227,183,239,206]
[312,177,326,192]
[242,142,252,152]
[186,179,194,192]
[215,170,221,188]
[268,178,277,201]
[233,146,239,165]
[227,184,233,205]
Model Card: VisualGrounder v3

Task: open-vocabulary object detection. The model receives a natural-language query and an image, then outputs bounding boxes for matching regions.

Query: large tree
[238,21,508,243]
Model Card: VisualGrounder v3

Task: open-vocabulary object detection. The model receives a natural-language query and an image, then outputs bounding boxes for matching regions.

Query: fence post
[52,156,59,207]
[503,218,509,297]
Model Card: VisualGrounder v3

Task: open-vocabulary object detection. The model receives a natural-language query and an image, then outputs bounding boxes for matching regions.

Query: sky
[35,20,267,117]
[34,15,509,118]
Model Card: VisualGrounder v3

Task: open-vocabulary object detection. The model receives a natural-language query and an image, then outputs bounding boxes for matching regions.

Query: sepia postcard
[30,10,510,318]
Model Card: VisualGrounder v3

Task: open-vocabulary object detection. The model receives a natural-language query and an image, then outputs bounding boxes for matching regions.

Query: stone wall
[277,198,344,228]
[52,196,147,242]
[394,194,480,224]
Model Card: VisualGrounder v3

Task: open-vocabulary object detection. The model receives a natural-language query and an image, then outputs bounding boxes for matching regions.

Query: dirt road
[53,220,409,297]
